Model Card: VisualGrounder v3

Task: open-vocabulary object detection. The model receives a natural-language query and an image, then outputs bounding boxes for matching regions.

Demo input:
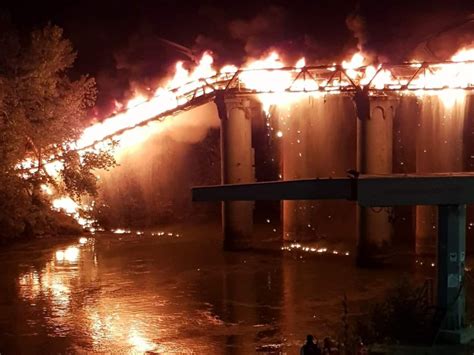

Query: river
[0,224,472,354]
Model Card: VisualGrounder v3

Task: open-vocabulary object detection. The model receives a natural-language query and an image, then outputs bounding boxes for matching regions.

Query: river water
[0,224,471,354]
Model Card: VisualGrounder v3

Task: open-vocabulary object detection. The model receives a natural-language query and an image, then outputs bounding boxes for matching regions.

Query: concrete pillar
[416,95,465,255]
[310,96,357,244]
[356,95,397,266]
[437,204,469,343]
[280,96,356,244]
[216,94,255,250]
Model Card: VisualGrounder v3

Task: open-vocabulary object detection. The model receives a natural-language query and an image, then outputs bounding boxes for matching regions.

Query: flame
[22,45,474,229]
[75,51,216,152]
[239,52,311,113]
[40,46,474,156]
[53,197,79,214]
[39,45,474,159]
[52,197,93,227]
[342,52,365,80]
[406,48,474,107]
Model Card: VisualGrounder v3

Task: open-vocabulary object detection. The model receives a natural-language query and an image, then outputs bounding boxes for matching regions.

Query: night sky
[2,0,474,114]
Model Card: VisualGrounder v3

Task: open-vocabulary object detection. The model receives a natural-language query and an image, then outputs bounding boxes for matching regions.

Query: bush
[357,278,437,345]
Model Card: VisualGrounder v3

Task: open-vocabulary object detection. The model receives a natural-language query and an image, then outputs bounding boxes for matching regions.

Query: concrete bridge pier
[356,95,397,266]
[215,93,255,250]
[416,96,465,255]
[437,204,471,343]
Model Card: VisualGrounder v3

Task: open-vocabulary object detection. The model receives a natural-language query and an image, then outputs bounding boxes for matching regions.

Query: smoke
[345,13,366,53]
[97,102,221,228]
[228,6,286,57]
[38,0,472,117]
[161,103,220,144]
[345,0,474,62]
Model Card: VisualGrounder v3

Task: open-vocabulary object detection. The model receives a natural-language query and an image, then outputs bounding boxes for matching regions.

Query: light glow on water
[55,246,80,263]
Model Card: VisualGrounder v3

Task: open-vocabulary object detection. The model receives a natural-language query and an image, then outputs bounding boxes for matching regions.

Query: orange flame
[22,46,474,227]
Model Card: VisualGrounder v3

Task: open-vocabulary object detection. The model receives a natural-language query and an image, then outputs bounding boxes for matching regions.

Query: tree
[0,18,115,240]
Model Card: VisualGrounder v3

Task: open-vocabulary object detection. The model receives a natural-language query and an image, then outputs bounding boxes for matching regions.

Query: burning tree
[0,18,114,240]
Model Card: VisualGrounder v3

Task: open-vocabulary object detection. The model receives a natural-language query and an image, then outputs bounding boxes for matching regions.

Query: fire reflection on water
[8,231,467,353]
[16,237,162,353]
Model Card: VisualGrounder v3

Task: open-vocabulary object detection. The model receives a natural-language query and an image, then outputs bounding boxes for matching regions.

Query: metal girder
[357,174,474,206]
[193,178,352,202]
[192,173,474,207]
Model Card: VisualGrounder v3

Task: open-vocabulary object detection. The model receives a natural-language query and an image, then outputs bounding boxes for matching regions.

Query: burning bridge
[68,52,474,343]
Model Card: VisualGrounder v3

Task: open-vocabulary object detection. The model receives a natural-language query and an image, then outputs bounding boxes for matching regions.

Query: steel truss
[74,60,474,151]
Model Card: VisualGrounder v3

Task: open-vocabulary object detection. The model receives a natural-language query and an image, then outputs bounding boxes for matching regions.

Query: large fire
[77,47,474,153]
[30,46,474,226]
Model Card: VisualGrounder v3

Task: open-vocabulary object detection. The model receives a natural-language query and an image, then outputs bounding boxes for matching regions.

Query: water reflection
[55,246,80,263]
[2,231,452,353]
[15,236,166,353]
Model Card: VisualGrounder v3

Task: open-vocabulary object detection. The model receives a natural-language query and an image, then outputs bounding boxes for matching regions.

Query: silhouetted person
[300,334,321,355]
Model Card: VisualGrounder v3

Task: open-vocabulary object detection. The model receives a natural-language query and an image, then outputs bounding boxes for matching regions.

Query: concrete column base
[357,206,392,267]
[222,201,253,250]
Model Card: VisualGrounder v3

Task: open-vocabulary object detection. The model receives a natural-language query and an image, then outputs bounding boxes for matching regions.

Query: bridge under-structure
[192,173,474,344]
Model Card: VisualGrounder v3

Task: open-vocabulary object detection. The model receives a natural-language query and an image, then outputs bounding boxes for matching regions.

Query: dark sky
[2,0,474,114]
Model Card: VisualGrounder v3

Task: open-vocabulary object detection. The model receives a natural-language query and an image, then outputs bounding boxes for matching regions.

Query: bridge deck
[192,173,474,207]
